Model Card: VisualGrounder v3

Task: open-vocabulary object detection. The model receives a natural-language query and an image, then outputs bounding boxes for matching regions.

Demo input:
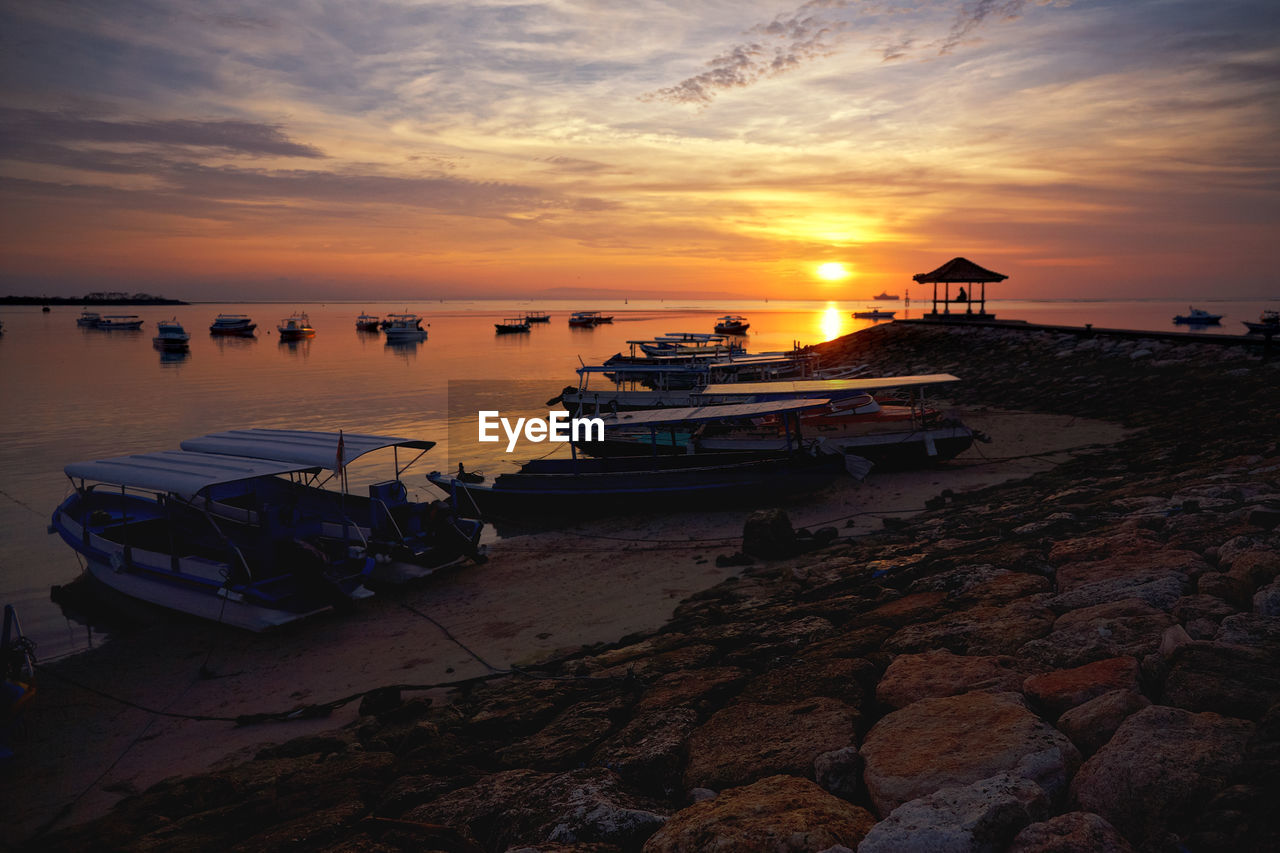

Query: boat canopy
[598,398,832,428]
[65,450,316,496]
[181,428,435,470]
[702,374,960,397]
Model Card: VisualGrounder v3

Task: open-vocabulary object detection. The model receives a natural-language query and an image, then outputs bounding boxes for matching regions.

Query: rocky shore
[29,322,1280,852]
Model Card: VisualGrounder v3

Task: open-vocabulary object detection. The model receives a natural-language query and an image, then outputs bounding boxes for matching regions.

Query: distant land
[0,292,186,306]
[532,286,736,300]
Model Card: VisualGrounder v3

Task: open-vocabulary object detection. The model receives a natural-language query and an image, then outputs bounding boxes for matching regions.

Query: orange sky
[2,1,1278,300]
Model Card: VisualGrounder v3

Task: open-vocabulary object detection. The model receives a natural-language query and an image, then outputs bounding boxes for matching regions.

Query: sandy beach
[4,407,1123,843]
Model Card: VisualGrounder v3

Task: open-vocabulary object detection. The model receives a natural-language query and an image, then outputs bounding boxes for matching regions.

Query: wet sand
[3,408,1124,843]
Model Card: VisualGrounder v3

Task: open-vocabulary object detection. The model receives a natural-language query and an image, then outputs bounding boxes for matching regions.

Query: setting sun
[816,262,850,282]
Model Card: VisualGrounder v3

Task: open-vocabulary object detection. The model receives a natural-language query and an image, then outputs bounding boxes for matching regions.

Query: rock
[1008,811,1135,852]
[1022,657,1141,719]
[1226,548,1280,592]
[884,598,1056,657]
[859,772,1050,853]
[1017,600,1173,670]
[1161,641,1280,720]
[1255,579,1280,616]
[863,591,950,628]
[743,509,797,559]
[592,707,698,794]
[813,746,863,802]
[1215,612,1280,654]
[1054,550,1206,596]
[682,698,858,791]
[1055,690,1151,758]
[876,649,1029,711]
[739,655,874,710]
[1047,531,1160,566]
[1047,574,1187,613]
[1158,624,1192,657]
[860,691,1082,817]
[1248,507,1280,529]
[1070,705,1254,847]
[632,666,748,714]
[1198,571,1252,608]
[1171,593,1237,625]
[496,698,625,770]
[642,775,875,853]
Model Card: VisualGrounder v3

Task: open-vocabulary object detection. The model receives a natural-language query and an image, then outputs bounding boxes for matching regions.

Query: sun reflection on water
[817,303,847,342]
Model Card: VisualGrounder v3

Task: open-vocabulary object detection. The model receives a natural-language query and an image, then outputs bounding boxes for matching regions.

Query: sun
[816,262,849,282]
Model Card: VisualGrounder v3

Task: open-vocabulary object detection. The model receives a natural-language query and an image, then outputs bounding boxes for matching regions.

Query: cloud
[936,0,1065,56]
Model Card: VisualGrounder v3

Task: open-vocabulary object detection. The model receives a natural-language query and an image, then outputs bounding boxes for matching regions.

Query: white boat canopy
[702,373,960,398]
[65,450,317,497]
[180,428,435,472]
[598,398,832,428]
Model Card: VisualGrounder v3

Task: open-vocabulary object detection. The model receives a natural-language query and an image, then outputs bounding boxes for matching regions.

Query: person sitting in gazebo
[956,287,967,302]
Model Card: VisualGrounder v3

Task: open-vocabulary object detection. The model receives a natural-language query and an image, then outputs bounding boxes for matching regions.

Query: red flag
[335,430,345,473]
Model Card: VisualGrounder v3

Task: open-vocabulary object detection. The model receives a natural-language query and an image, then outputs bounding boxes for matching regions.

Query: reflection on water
[159,350,190,367]
[818,303,847,342]
[278,337,313,358]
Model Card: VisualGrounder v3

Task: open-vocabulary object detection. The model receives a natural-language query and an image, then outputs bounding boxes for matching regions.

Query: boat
[638,333,743,358]
[1242,309,1279,334]
[494,317,531,334]
[569,311,608,327]
[524,311,551,323]
[95,314,144,330]
[356,313,382,332]
[209,314,257,336]
[152,319,191,352]
[49,450,376,631]
[852,308,896,320]
[1173,307,1222,325]
[76,311,101,327]
[383,313,428,342]
[714,315,750,335]
[180,429,486,583]
[873,292,900,301]
[42,305,51,313]
[277,312,315,340]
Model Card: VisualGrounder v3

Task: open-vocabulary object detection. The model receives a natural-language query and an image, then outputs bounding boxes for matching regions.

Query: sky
[1,0,1278,300]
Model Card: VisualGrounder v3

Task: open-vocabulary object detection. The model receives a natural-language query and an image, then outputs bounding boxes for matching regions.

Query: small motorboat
[569,311,604,327]
[356,313,382,332]
[1242,309,1279,334]
[209,314,257,336]
[152,319,191,351]
[95,314,144,330]
[1173,307,1222,325]
[76,310,101,327]
[714,315,750,335]
[852,308,896,320]
[524,311,551,323]
[383,313,427,342]
[495,317,531,334]
[278,312,316,340]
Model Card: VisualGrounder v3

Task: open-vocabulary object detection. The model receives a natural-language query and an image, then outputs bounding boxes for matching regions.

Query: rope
[0,486,44,517]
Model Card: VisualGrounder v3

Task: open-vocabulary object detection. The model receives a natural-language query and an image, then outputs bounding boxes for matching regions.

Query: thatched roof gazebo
[913,257,1007,319]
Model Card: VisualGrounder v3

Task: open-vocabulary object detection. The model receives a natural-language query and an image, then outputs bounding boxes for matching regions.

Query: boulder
[1160,641,1280,720]
[1171,594,1237,625]
[859,773,1049,853]
[739,655,874,709]
[861,691,1081,817]
[1017,602,1173,670]
[496,698,625,770]
[863,591,950,628]
[813,746,863,801]
[1070,705,1254,847]
[1022,657,1141,720]
[1047,575,1187,613]
[1054,551,1208,592]
[1048,531,1159,566]
[1008,811,1134,852]
[1215,613,1280,654]
[876,649,1029,711]
[592,707,699,794]
[884,598,1056,657]
[1055,689,1151,758]
[743,509,797,559]
[682,698,858,791]
[641,775,874,853]
[1255,578,1280,617]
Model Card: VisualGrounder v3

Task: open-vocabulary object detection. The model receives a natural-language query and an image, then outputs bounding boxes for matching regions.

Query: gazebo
[913,257,1007,319]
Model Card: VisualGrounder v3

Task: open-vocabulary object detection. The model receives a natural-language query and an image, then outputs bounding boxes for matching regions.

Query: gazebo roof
[913,257,1008,284]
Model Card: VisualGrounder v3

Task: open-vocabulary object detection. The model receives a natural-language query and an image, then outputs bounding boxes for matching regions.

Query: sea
[0,295,1274,660]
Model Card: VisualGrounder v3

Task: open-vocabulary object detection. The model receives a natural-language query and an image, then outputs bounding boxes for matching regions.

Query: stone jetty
[32,322,1280,852]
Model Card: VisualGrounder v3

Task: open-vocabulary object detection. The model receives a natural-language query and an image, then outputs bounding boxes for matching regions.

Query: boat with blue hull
[50,451,375,632]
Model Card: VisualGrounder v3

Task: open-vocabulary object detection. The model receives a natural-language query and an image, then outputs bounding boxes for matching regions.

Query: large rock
[884,598,1056,657]
[1055,689,1151,758]
[682,698,858,791]
[1160,641,1280,720]
[1008,811,1135,852]
[592,707,699,794]
[1022,657,1141,720]
[1047,575,1188,613]
[860,691,1081,817]
[1215,612,1280,654]
[1255,578,1280,616]
[1048,531,1160,566]
[642,775,874,853]
[858,773,1050,853]
[1054,550,1208,593]
[1070,705,1254,847]
[1017,601,1173,669]
[876,649,1029,711]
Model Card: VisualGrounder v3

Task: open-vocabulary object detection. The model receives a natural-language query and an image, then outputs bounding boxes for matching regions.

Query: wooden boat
[356,313,382,331]
[180,429,485,583]
[277,312,315,339]
[383,313,427,342]
[524,311,551,323]
[852,308,896,320]
[714,315,750,335]
[50,450,375,631]
[152,319,190,351]
[495,317,531,334]
[209,314,257,335]
[568,311,607,327]
[1242,309,1279,334]
[95,314,144,330]
[76,310,101,327]
[1173,307,1222,325]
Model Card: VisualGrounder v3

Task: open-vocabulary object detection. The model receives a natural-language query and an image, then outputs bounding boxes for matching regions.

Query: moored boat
[209,314,257,336]
[714,315,750,335]
[356,313,382,332]
[1242,309,1278,334]
[524,311,551,323]
[1173,307,1222,325]
[76,310,101,327]
[495,317,531,334]
[383,313,427,342]
[852,308,895,320]
[568,311,608,327]
[278,312,315,340]
[95,314,144,330]
[152,319,191,351]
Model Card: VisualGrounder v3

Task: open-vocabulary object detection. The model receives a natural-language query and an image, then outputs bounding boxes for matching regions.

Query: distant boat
[277,312,315,340]
[873,292,899,301]
[714,315,750,335]
[1242,309,1278,334]
[569,311,609,327]
[41,305,50,313]
[524,311,551,323]
[209,314,257,336]
[355,313,381,332]
[383,313,427,342]
[95,314,144,330]
[152,319,190,352]
[852,308,896,320]
[1173,307,1222,325]
[494,317,531,334]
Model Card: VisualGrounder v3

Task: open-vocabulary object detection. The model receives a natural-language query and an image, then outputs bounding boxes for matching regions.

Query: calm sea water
[0,295,1273,659]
